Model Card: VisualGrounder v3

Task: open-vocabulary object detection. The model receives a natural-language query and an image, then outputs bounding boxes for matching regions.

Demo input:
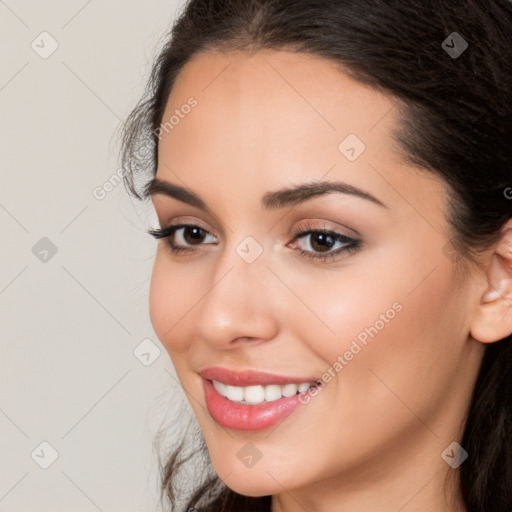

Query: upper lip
[200,367,317,386]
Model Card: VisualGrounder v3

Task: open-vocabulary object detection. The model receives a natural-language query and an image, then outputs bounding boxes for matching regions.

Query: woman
[120,1,512,511]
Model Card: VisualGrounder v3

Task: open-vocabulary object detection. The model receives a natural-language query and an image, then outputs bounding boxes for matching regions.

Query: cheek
[309,258,466,438]
[283,241,466,415]
[148,253,197,356]
[273,251,412,367]
[302,235,461,364]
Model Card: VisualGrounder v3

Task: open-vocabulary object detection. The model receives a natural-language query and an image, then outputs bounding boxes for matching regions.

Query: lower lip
[203,379,314,431]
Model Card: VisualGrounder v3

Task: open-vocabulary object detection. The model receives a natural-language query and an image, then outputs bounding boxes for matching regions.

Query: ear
[470,220,512,343]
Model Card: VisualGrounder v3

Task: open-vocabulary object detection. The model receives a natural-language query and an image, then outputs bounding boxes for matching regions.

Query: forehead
[163,48,396,141]
[155,49,447,221]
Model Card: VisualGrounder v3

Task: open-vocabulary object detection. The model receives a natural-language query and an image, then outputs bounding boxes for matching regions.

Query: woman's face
[148,50,485,503]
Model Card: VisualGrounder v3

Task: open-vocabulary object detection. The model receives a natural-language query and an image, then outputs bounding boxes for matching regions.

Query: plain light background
[0,1,192,510]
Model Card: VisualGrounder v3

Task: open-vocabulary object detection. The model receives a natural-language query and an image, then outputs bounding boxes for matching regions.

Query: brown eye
[308,232,337,253]
[289,223,362,263]
[292,230,356,254]
[181,226,208,245]
[147,223,218,253]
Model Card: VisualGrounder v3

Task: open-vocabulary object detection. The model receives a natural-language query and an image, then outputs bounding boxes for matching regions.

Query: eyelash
[147,221,362,263]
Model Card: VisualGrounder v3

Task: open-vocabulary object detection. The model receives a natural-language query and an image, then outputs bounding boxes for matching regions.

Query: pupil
[311,233,334,252]
[184,227,205,244]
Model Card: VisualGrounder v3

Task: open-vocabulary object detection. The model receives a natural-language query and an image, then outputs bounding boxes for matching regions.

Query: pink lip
[202,378,316,431]
[200,367,321,431]
[199,367,317,386]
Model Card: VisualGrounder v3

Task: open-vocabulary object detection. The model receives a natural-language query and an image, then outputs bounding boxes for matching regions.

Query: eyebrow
[143,177,387,211]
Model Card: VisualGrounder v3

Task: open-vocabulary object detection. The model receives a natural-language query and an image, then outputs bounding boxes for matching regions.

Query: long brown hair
[120,1,512,510]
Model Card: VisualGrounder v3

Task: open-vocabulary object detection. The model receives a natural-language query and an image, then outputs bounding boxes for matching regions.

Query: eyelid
[289,219,358,239]
[159,215,219,236]
[153,218,359,243]
[149,216,362,263]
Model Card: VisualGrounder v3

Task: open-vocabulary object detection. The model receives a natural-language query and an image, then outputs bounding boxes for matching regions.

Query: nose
[195,245,280,348]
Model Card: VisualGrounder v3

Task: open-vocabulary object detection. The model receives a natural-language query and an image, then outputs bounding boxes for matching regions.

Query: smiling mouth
[202,377,321,431]
[211,379,317,405]
[199,366,322,429]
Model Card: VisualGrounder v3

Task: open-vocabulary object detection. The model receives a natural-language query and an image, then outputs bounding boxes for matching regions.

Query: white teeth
[298,382,311,393]
[282,384,298,397]
[212,380,315,404]
[264,385,283,402]
[212,380,227,397]
[225,384,244,402]
[244,385,265,404]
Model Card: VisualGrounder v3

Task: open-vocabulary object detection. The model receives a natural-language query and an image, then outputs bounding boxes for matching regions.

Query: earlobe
[470,223,512,344]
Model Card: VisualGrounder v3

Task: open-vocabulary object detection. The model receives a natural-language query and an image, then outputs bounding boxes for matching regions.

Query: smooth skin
[148,49,512,512]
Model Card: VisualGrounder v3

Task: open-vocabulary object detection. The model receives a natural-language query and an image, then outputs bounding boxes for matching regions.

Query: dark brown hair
[119,1,512,510]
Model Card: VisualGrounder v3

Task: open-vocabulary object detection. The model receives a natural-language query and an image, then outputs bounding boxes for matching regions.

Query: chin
[207,453,288,497]
[217,475,279,497]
